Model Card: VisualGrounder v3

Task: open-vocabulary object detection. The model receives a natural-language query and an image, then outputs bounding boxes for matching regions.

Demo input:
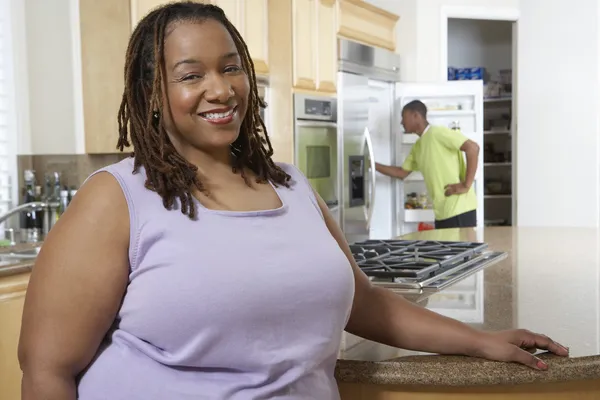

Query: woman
[18,2,568,399]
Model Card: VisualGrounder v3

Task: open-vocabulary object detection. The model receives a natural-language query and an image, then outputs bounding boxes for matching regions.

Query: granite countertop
[3,230,599,385]
[335,227,600,386]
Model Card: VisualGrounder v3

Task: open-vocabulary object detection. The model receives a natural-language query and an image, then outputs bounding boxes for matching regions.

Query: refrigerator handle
[364,127,376,230]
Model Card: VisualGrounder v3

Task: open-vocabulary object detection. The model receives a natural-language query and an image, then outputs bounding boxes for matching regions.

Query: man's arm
[461,139,480,189]
[375,162,411,180]
[444,137,480,196]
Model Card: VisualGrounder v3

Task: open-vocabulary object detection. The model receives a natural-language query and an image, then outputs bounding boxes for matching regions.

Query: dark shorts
[435,210,477,229]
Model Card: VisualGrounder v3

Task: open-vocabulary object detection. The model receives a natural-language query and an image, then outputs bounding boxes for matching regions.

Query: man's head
[401,100,428,134]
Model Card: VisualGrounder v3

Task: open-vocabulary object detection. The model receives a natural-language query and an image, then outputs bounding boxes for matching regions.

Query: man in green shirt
[376,100,480,229]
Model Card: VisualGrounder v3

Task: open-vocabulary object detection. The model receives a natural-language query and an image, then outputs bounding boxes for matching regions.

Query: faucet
[0,201,60,244]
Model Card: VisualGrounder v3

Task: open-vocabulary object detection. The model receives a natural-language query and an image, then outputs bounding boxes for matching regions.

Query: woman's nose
[204,74,234,103]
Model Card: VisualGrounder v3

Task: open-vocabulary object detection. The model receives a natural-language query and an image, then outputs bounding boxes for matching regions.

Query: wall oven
[293,93,339,225]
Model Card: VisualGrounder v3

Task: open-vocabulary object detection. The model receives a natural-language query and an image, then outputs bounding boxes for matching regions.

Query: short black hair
[402,100,427,118]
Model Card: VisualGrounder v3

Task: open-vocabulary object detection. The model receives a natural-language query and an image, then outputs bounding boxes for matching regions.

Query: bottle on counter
[20,170,42,243]
[68,186,77,205]
[57,190,70,219]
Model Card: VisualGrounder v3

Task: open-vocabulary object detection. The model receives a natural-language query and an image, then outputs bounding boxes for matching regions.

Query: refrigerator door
[339,72,373,244]
[367,79,396,239]
[395,80,484,234]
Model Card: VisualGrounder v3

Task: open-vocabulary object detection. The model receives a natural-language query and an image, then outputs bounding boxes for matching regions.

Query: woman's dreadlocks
[116,1,290,219]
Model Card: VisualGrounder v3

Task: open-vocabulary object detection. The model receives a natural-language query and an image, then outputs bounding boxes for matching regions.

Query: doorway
[440,7,519,227]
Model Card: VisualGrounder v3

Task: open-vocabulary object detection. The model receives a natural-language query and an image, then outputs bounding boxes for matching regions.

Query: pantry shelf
[484,97,512,103]
[404,209,435,223]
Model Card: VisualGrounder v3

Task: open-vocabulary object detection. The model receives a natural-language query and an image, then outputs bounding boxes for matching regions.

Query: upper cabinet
[130,0,269,76]
[292,0,398,94]
[337,0,399,52]
[79,0,131,154]
[292,0,337,93]
[211,0,270,76]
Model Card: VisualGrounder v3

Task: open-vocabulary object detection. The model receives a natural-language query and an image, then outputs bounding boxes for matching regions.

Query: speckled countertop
[2,230,599,385]
[335,227,600,385]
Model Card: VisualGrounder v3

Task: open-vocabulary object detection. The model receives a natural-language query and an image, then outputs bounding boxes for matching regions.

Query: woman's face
[160,19,250,155]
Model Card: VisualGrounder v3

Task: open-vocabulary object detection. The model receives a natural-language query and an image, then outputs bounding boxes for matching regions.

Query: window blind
[0,2,17,228]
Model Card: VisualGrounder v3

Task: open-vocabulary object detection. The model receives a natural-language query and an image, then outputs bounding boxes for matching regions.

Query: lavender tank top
[76,158,355,400]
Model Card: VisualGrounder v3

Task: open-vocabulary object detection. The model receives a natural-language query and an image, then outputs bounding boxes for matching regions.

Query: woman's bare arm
[311,188,568,370]
[18,172,130,399]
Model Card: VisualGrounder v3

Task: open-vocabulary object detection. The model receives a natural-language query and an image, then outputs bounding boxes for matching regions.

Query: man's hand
[444,182,469,196]
[471,329,569,370]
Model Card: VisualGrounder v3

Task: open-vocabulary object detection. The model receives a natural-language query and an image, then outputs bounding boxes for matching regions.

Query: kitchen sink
[0,246,41,263]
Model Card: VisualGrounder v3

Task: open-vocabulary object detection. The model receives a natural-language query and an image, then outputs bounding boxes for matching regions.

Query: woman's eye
[224,65,242,73]
[182,74,201,81]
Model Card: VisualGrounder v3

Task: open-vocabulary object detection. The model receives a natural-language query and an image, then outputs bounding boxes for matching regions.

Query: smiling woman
[116,2,290,218]
[17,2,568,400]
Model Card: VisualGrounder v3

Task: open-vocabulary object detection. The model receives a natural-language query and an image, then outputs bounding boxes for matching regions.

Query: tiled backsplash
[17,153,129,195]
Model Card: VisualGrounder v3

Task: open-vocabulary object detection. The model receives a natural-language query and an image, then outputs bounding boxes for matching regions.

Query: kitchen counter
[0,243,38,278]
[335,227,600,394]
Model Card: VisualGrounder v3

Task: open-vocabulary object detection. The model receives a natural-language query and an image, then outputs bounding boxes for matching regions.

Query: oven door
[294,120,340,223]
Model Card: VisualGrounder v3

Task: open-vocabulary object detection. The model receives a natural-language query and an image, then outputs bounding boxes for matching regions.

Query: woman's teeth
[201,108,234,120]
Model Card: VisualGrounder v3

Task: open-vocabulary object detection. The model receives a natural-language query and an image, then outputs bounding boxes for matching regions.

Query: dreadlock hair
[116,1,291,220]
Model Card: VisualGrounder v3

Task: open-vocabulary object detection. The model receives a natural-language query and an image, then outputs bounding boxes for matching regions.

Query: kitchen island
[335,227,600,399]
[1,228,599,399]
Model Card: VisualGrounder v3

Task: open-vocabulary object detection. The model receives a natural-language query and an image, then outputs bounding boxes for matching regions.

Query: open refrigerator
[336,39,485,242]
[394,80,485,235]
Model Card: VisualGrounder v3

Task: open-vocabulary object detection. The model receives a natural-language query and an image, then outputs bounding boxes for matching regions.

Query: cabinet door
[316,0,337,93]
[211,0,243,31]
[131,0,165,28]
[81,0,131,154]
[337,0,399,52]
[243,0,269,76]
[0,291,26,400]
[131,0,212,28]
[206,0,270,76]
[292,0,317,90]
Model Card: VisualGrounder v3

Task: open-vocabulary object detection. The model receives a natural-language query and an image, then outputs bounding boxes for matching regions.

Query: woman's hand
[472,329,570,370]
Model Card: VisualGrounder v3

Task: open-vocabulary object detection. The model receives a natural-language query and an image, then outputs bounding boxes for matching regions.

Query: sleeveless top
[76,157,355,400]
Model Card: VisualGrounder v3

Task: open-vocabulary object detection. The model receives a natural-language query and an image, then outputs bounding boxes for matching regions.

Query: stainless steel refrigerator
[337,39,402,244]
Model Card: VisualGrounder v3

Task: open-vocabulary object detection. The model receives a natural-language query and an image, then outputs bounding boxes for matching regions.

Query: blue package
[447,67,456,80]
[456,68,470,80]
[469,67,484,80]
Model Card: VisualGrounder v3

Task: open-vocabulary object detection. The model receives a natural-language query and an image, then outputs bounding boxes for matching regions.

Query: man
[375,100,480,229]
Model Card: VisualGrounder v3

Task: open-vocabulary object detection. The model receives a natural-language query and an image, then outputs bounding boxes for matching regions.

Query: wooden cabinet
[131,0,269,76]
[291,0,337,93]
[292,0,397,94]
[316,0,338,93]
[292,0,317,90]
[79,0,131,154]
[0,274,29,400]
[210,0,270,76]
[337,0,399,52]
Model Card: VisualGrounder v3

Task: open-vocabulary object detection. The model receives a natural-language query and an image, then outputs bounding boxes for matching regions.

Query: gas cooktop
[350,239,507,292]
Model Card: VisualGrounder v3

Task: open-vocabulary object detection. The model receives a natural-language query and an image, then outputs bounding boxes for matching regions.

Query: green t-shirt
[402,125,477,221]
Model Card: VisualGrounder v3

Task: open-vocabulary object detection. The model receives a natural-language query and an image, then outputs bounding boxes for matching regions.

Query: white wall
[11,0,84,155]
[365,0,419,81]
[24,0,83,154]
[366,0,519,82]
[415,0,519,82]
[8,0,31,156]
[448,18,512,79]
[516,0,600,227]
